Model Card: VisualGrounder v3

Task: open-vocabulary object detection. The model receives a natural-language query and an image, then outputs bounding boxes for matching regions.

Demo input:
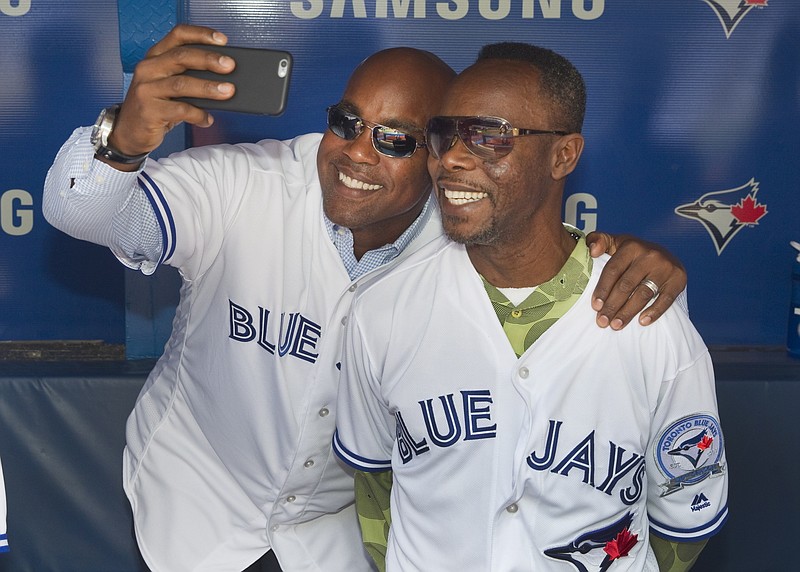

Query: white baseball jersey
[334,236,728,571]
[44,129,443,571]
[1,455,7,553]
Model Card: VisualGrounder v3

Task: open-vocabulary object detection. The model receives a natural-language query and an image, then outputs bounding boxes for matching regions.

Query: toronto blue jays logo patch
[655,414,725,496]
[674,178,767,255]
[544,512,639,571]
[701,0,767,39]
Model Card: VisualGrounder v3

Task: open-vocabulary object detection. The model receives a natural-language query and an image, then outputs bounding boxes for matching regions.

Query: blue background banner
[1,0,797,351]
[0,0,126,343]
[182,0,799,348]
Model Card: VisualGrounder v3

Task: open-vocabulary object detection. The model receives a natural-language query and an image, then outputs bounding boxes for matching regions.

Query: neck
[467,224,578,288]
[351,199,427,261]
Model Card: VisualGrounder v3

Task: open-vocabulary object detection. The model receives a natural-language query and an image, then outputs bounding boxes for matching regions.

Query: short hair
[477,42,586,133]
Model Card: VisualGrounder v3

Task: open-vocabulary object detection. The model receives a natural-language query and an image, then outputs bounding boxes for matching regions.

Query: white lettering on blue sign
[1,0,31,16]
[290,0,604,20]
[1,189,34,235]
[564,192,598,233]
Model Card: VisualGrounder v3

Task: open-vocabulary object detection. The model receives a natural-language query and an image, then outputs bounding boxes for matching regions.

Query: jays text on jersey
[334,236,728,571]
[43,129,442,571]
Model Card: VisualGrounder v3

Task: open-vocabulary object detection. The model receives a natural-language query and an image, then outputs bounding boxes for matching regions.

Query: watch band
[95,143,150,165]
[93,105,150,165]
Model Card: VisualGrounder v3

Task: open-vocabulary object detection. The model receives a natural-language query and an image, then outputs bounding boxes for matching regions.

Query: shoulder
[159,132,322,174]
[252,132,322,164]
[353,235,459,309]
[586,254,708,373]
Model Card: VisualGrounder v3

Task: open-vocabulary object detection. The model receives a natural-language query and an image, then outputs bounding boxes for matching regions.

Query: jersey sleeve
[646,349,728,542]
[42,126,164,275]
[333,303,395,472]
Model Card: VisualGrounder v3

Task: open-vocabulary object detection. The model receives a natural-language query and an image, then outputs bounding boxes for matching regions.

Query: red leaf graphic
[745,0,768,6]
[731,194,767,224]
[697,435,713,451]
[604,528,638,560]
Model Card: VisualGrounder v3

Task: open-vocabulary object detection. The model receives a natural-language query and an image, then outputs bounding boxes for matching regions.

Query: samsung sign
[289,0,605,20]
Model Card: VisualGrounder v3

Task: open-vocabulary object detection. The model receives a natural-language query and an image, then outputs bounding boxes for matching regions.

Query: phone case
[179,45,292,116]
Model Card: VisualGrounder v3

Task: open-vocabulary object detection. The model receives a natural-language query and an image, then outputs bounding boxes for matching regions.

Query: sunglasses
[426,116,568,161]
[326,105,426,158]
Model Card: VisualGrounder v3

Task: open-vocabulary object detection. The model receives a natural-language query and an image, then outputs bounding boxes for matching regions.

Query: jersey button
[319,407,330,417]
[518,367,529,379]
[303,459,315,468]
[270,525,279,532]
[349,284,358,292]
[506,503,519,513]
[286,495,296,503]
[511,309,522,318]
[341,316,348,326]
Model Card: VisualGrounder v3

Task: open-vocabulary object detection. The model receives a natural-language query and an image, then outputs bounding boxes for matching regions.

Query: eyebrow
[337,99,423,135]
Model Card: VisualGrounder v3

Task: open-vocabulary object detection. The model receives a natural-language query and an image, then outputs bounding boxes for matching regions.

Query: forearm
[354,470,393,572]
[43,127,163,271]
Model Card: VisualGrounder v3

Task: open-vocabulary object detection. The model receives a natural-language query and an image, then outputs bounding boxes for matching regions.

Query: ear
[551,134,585,180]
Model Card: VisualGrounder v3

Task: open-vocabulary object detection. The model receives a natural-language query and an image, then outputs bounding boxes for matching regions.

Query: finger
[605,279,663,330]
[638,283,683,326]
[165,70,236,102]
[135,44,236,83]
[593,270,640,328]
[585,231,616,258]
[119,51,235,148]
[145,24,227,59]
[591,240,638,314]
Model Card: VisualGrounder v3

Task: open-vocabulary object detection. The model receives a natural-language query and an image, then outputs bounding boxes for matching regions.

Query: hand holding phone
[179,44,293,116]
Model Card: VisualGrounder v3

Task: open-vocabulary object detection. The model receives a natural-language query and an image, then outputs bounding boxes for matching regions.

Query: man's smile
[442,188,489,205]
[338,170,382,191]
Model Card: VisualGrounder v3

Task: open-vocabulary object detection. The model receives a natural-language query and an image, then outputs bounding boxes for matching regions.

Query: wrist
[91,105,149,167]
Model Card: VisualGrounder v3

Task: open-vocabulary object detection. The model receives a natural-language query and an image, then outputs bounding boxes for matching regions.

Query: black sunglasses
[326,105,426,159]
[426,115,568,161]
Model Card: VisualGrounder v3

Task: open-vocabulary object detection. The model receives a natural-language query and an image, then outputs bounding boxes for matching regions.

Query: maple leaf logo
[675,178,767,255]
[697,435,714,451]
[604,528,638,560]
[745,0,768,6]
[731,194,768,225]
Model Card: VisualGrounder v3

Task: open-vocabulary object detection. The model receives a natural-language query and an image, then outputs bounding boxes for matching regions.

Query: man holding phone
[44,24,687,572]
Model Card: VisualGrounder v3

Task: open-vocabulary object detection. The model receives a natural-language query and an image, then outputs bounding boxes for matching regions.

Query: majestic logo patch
[545,512,639,571]
[691,492,712,512]
[655,414,725,496]
[701,0,767,39]
[674,178,767,255]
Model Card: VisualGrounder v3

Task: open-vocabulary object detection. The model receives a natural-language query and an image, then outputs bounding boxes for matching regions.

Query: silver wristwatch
[90,105,149,165]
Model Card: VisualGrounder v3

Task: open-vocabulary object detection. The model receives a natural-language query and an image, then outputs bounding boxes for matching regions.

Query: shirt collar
[324,194,434,280]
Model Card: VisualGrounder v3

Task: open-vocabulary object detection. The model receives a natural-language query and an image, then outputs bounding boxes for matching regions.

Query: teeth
[443,188,488,205]
[339,171,382,191]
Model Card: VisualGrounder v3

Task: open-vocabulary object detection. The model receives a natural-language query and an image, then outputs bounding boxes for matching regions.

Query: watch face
[91,107,113,150]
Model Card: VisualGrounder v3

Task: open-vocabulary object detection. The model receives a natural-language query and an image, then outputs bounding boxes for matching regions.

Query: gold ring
[640,279,659,298]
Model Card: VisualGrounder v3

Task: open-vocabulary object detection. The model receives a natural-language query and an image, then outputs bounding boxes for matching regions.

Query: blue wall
[1,1,798,355]
[0,0,126,343]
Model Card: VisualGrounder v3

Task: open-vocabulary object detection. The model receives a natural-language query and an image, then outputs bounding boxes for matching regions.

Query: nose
[437,134,476,172]
[343,127,380,165]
